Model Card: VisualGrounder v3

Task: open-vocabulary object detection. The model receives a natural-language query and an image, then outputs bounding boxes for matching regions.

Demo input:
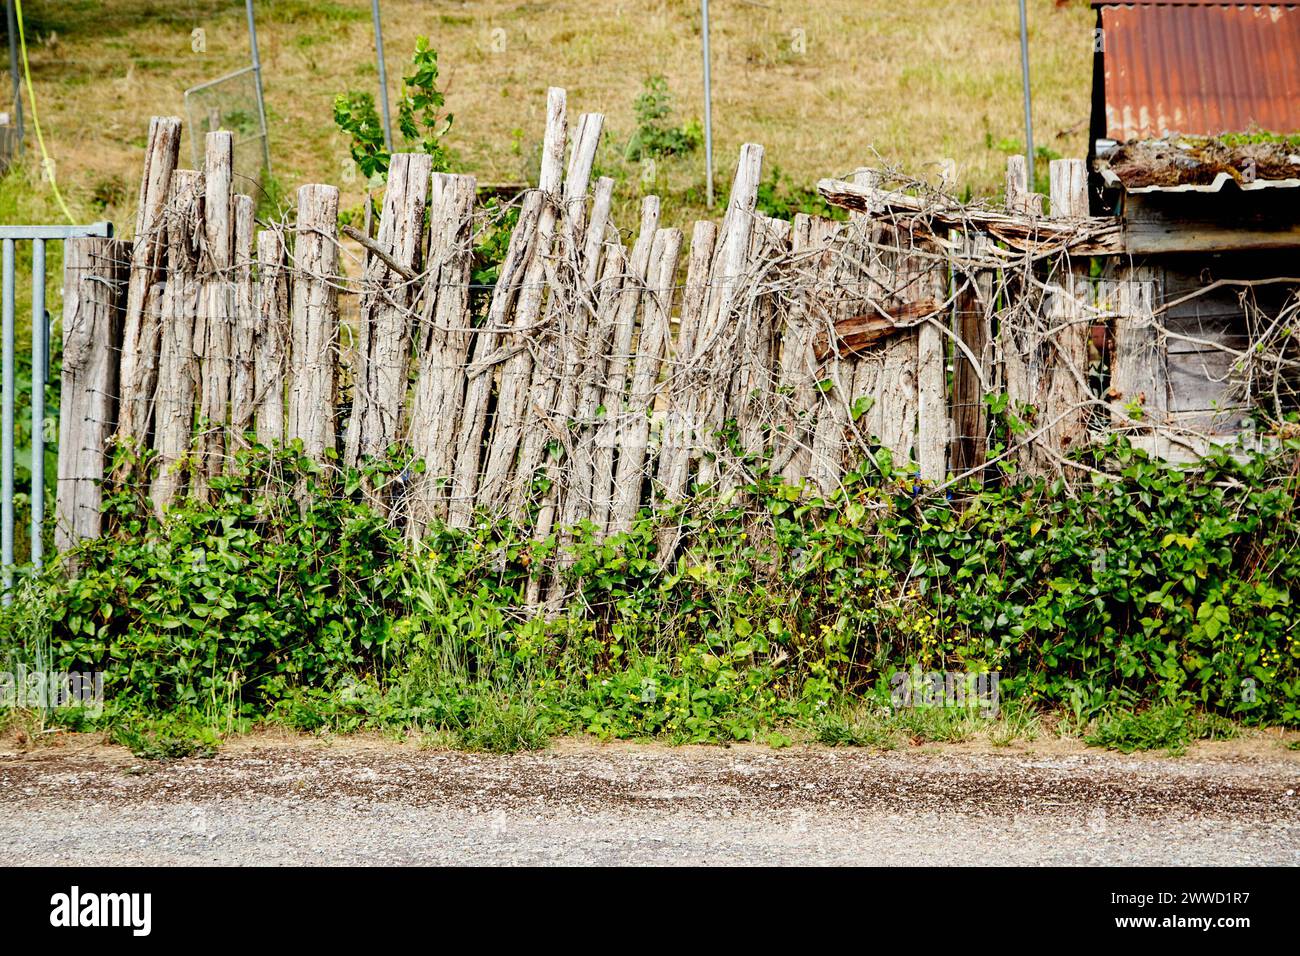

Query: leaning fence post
[343,152,433,485]
[114,116,182,455]
[56,237,129,556]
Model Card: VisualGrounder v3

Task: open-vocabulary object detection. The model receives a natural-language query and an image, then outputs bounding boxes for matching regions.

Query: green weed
[1086,702,1238,756]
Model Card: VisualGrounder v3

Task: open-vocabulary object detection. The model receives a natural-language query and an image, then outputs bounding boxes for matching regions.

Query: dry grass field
[11,0,1095,231]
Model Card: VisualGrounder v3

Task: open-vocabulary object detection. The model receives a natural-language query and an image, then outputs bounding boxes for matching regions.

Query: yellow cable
[13,0,75,224]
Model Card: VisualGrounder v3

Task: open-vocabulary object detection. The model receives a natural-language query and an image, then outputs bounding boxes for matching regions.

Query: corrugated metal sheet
[1097,3,1300,141]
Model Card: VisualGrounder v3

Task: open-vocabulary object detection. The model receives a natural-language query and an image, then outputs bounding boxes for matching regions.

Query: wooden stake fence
[54,90,1286,600]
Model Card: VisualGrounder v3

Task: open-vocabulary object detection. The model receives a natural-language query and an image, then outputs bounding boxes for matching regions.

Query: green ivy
[4,433,1298,752]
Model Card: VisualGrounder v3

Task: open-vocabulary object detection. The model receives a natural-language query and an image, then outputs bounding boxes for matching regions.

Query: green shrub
[3,434,1297,754]
[624,75,701,162]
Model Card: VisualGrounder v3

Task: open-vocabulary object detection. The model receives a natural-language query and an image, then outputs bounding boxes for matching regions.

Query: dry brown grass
[14,0,1094,232]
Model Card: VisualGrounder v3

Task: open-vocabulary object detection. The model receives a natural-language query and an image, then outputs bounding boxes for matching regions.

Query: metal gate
[0,220,112,604]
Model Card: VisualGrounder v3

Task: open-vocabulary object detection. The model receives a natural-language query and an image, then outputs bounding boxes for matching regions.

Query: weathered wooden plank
[253,226,290,446]
[448,189,545,529]
[287,183,342,464]
[150,170,204,512]
[557,240,625,539]
[530,166,614,575]
[114,116,182,453]
[406,172,478,536]
[1005,154,1043,218]
[692,144,764,487]
[511,111,605,522]
[949,237,994,476]
[193,131,235,499]
[872,249,921,475]
[1164,314,1247,353]
[478,87,568,512]
[773,215,835,483]
[808,216,861,496]
[817,178,1121,256]
[1048,159,1089,219]
[1167,407,1252,436]
[590,197,660,533]
[729,214,790,468]
[915,289,947,481]
[343,152,433,480]
[1166,348,1249,413]
[1106,267,1167,449]
[1039,164,1095,468]
[57,237,128,553]
[1122,219,1300,255]
[228,194,257,456]
[608,227,682,535]
[812,298,942,360]
[544,173,616,534]
[656,219,719,509]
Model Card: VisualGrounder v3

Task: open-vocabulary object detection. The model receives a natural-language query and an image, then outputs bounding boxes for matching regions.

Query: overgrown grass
[111,713,221,761]
[1085,703,1239,757]
[0,162,96,353]
[812,699,1043,750]
[14,0,1094,234]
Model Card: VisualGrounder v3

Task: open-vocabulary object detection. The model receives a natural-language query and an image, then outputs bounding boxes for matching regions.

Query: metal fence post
[5,0,23,157]
[371,0,393,151]
[1018,0,1035,190]
[701,0,714,208]
[0,221,110,603]
[2,237,13,602]
[29,236,43,570]
[245,0,272,173]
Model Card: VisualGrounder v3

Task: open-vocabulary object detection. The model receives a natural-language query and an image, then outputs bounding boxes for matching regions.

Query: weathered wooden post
[254,226,290,447]
[287,183,341,466]
[114,116,182,456]
[478,87,568,511]
[1044,157,1093,467]
[57,237,128,553]
[590,196,660,533]
[194,131,235,498]
[684,143,764,489]
[228,194,258,455]
[449,89,567,529]
[344,152,433,480]
[655,218,718,511]
[150,169,204,512]
[406,171,477,535]
[608,227,682,535]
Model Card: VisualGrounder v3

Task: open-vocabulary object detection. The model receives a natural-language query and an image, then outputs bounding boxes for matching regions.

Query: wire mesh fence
[183,67,268,193]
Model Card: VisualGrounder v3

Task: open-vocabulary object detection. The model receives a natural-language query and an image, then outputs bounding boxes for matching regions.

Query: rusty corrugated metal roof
[1096,3,1300,141]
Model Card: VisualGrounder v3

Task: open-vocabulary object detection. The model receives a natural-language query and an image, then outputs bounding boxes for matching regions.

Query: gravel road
[1,736,1296,865]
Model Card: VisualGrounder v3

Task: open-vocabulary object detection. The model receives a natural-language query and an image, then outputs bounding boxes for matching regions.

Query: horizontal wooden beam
[819,177,1300,256]
[1121,219,1300,254]
[817,178,1123,256]
[812,297,942,361]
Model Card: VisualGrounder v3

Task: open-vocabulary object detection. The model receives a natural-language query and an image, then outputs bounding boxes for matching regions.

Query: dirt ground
[1,732,1296,865]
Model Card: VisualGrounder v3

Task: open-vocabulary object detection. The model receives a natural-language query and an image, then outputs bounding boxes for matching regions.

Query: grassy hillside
[10,0,1095,232]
